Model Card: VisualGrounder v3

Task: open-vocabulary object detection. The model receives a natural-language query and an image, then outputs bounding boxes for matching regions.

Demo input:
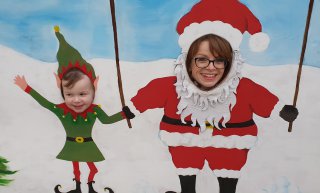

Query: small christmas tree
[0,156,16,186]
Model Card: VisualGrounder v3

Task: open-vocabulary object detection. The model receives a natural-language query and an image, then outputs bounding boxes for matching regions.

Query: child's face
[62,75,95,113]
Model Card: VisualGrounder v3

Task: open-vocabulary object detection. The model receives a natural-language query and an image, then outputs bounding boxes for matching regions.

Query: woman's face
[191,40,225,90]
[62,75,95,113]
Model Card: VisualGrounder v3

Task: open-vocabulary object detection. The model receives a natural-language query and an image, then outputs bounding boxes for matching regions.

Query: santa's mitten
[122,106,135,119]
[279,105,298,122]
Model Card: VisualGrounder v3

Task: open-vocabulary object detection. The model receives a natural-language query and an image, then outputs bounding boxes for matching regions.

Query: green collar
[56,103,97,119]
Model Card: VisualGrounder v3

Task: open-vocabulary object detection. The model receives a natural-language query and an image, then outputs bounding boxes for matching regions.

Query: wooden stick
[288,0,314,132]
[109,0,132,128]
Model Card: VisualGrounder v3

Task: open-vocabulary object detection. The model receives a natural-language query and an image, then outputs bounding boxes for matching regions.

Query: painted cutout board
[0,0,319,193]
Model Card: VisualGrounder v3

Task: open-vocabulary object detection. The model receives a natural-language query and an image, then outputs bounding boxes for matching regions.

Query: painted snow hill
[0,45,319,193]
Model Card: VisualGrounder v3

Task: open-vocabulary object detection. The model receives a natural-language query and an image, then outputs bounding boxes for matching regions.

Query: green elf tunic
[24,85,124,162]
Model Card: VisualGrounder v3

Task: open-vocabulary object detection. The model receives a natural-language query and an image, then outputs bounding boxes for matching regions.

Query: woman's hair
[185,34,233,87]
[60,68,94,98]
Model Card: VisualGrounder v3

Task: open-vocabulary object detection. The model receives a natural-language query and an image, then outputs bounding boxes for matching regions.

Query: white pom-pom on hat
[249,32,270,52]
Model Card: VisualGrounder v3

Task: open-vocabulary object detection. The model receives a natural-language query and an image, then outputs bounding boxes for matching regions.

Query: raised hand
[14,75,28,91]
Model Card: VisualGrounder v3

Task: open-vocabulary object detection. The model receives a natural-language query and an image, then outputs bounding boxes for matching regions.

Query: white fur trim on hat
[249,32,270,52]
[178,21,243,53]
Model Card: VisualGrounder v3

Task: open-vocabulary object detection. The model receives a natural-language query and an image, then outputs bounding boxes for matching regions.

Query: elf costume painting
[14,26,134,193]
[127,1,299,193]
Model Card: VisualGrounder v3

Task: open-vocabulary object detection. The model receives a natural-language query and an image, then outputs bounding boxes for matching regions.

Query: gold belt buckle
[75,137,84,143]
[206,121,215,130]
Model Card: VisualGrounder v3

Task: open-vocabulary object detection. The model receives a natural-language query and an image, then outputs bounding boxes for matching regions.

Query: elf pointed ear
[94,76,99,91]
[54,73,61,89]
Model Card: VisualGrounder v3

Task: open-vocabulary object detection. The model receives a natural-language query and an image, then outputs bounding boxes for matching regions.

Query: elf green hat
[54,25,96,82]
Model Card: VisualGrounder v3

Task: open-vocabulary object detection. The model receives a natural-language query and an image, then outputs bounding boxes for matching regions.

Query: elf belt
[66,136,93,143]
[161,115,255,129]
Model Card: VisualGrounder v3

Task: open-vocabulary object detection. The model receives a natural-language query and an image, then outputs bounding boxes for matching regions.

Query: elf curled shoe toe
[87,181,114,193]
[54,180,82,193]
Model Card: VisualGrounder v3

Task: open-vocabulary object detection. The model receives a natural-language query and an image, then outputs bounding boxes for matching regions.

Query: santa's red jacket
[130,76,279,177]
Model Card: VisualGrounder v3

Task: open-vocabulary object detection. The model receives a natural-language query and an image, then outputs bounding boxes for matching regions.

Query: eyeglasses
[194,57,228,69]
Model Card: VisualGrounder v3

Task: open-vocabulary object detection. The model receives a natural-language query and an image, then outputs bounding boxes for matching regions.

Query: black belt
[161,115,255,129]
[66,136,93,143]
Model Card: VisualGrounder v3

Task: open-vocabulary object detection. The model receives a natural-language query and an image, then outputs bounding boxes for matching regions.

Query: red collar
[56,103,97,119]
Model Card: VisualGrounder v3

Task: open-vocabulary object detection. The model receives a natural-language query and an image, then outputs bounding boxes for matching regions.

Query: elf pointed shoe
[87,181,97,193]
[54,180,82,193]
[87,181,114,193]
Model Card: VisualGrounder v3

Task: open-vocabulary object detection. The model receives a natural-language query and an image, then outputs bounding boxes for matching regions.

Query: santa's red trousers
[169,146,249,173]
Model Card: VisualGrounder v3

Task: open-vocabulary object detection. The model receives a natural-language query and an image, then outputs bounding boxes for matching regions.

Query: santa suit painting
[128,0,298,193]
[128,0,278,179]
[132,74,278,178]
[130,55,279,178]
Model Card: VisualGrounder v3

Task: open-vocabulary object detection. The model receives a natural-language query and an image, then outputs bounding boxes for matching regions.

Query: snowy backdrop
[0,45,320,193]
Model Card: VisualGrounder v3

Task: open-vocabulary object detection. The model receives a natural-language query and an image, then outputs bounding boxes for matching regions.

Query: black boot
[88,181,97,193]
[165,175,196,193]
[217,177,238,193]
[179,175,196,193]
[54,179,82,193]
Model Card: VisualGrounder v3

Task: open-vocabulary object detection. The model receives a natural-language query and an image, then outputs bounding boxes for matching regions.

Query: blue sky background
[0,0,319,67]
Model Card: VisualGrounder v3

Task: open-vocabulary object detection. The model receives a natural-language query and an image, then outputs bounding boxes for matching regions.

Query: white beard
[174,50,244,131]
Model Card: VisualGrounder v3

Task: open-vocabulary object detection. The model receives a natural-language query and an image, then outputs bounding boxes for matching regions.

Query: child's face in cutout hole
[62,75,95,113]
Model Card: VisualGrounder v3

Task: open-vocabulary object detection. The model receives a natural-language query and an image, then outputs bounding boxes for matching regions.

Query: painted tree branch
[288,0,314,132]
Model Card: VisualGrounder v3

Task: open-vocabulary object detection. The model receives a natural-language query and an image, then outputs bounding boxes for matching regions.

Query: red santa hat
[176,0,270,53]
